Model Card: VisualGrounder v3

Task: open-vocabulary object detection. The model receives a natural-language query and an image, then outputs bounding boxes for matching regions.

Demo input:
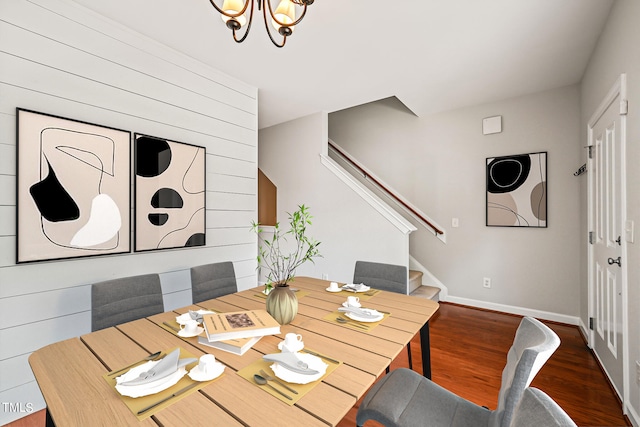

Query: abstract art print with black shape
[134,133,206,252]
[16,109,131,263]
[486,152,547,228]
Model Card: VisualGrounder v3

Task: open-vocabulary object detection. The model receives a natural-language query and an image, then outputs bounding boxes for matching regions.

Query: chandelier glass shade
[208,0,314,47]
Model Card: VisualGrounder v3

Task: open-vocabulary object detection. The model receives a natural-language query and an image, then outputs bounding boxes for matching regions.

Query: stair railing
[328,140,444,236]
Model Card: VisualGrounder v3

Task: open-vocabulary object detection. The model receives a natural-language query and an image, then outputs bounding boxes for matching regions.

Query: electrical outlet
[483,277,491,288]
[322,273,329,280]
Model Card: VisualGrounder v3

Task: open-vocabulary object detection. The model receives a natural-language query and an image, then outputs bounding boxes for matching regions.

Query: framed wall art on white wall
[16,108,131,263]
[486,151,547,228]
[134,133,206,252]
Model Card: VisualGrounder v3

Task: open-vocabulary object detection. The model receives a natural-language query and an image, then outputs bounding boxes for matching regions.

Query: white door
[588,74,627,401]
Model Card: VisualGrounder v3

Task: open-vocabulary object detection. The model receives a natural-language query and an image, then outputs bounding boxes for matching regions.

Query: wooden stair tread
[410,285,440,301]
[409,270,423,281]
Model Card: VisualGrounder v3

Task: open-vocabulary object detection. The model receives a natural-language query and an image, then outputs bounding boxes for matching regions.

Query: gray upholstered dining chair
[91,273,164,331]
[190,261,237,304]
[510,387,577,427]
[356,316,561,427]
[353,260,408,294]
[353,260,413,369]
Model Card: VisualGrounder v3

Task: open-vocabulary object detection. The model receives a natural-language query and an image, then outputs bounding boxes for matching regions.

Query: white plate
[115,361,187,398]
[342,302,362,308]
[277,341,304,353]
[176,310,215,325]
[188,362,224,382]
[345,310,383,323]
[341,284,371,293]
[270,353,328,384]
[325,287,342,293]
[177,326,204,338]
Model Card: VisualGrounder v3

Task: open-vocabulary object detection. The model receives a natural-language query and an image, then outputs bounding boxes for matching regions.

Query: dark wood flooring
[337,302,630,427]
[8,303,629,427]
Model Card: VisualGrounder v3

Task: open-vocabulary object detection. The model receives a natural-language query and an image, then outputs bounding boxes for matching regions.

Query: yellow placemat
[236,349,341,405]
[103,347,220,420]
[323,310,389,331]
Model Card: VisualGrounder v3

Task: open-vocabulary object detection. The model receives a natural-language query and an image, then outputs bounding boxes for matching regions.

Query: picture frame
[134,133,206,252]
[486,151,547,228]
[16,108,131,263]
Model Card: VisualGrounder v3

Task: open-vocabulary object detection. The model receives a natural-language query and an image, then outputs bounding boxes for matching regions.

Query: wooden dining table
[29,277,439,426]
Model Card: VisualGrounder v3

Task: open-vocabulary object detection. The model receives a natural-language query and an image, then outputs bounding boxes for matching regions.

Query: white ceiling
[72,0,614,129]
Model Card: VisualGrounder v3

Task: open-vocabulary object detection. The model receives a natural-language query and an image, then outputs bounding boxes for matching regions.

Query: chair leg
[407,342,413,370]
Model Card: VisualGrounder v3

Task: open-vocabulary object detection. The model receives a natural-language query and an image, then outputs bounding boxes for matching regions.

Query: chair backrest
[190,261,237,303]
[488,317,561,427]
[91,273,164,331]
[510,388,577,427]
[353,261,407,294]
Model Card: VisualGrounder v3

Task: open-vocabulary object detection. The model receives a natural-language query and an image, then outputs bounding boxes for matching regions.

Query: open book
[202,309,280,342]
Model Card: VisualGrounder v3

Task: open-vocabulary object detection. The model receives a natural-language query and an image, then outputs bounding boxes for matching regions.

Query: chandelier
[208,0,315,48]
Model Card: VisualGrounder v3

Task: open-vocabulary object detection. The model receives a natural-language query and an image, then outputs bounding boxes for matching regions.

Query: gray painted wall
[329,85,582,320]
[0,0,258,424]
[580,0,640,421]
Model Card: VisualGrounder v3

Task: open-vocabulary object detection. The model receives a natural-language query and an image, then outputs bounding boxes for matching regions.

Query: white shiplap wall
[0,0,258,423]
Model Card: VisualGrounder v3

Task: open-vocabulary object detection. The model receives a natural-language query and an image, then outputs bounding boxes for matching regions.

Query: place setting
[323,295,390,331]
[160,309,215,338]
[237,332,341,405]
[325,281,382,299]
[103,347,225,420]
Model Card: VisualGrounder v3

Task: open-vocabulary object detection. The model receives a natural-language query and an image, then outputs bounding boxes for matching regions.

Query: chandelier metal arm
[231,0,255,43]
[261,3,287,48]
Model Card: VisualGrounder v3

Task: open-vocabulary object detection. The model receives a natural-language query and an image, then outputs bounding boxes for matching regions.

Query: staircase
[409,269,440,301]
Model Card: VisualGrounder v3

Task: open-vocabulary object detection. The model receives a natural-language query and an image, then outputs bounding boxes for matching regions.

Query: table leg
[45,408,55,427]
[420,320,431,379]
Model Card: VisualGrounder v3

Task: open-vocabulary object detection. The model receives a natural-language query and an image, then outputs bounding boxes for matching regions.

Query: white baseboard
[442,295,580,325]
[626,402,640,427]
[577,318,591,346]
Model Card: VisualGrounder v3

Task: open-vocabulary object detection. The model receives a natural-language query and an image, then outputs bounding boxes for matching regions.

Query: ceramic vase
[265,283,298,325]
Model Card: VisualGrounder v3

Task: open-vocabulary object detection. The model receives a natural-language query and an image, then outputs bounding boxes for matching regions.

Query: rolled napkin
[342,283,369,292]
[263,352,320,375]
[189,310,203,323]
[120,348,197,386]
[337,306,381,319]
[176,309,215,325]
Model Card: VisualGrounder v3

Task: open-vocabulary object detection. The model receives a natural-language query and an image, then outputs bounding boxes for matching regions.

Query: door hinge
[589,317,594,330]
[587,145,594,159]
[620,99,629,115]
[589,231,594,244]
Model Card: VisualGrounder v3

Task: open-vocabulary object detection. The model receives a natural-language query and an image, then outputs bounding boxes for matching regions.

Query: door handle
[608,257,622,267]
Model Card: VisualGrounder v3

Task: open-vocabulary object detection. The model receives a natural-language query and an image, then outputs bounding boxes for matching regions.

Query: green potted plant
[251,204,321,324]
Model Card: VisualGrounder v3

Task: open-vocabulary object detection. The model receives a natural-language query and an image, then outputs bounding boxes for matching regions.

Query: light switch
[452,218,459,228]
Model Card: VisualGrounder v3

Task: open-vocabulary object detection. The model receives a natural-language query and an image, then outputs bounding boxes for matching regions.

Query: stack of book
[199,309,281,355]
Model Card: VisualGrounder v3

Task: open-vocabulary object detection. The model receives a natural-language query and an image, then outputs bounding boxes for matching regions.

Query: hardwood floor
[9,303,629,427]
[338,302,630,427]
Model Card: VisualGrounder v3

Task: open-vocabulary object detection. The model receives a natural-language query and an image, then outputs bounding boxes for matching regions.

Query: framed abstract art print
[17,109,131,263]
[486,151,547,228]
[134,133,206,252]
